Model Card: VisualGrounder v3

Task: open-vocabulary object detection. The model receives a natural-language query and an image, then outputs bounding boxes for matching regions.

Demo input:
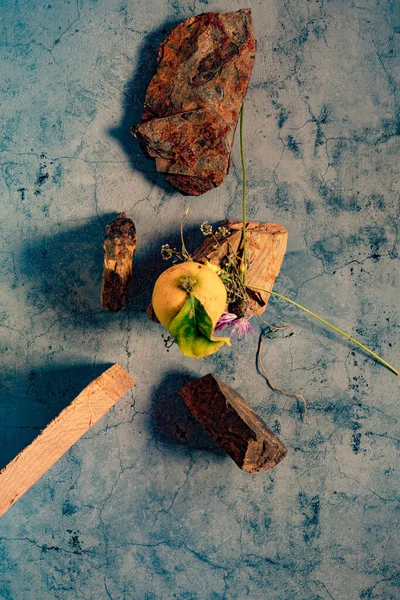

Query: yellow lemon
[152,261,227,329]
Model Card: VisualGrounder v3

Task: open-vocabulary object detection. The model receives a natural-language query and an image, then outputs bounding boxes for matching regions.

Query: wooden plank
[0,364,135,517]
[178,374,287,474]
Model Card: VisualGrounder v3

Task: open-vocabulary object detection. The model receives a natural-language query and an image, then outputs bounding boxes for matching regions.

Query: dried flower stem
[253,309,291,332]
[239,103,247,286]
[257,331,310,423]
[180,207,192,261]
[248,285,399,376]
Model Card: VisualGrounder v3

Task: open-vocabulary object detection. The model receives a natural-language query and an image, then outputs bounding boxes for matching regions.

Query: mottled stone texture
[133,9,256,195]
[0,1,399,599]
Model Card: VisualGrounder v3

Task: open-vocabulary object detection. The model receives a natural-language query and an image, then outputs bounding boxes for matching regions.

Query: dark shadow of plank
[0,363,113,470]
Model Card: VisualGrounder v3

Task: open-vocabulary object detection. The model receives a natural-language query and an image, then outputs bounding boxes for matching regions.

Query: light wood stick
[0,364,135,517]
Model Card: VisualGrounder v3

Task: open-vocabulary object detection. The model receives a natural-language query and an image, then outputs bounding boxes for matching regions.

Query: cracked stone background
[0,0,399,598]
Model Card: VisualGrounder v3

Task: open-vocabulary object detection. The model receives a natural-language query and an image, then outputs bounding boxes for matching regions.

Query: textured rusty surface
[101,213,137,312]
[178,374,287,474]
[132,9,256,195]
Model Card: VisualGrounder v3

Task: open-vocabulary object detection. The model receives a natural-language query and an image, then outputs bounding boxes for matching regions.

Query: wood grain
[147,220,287,322]
[0,364,135,518]
[101,212,137,312]
[192,220,288,317]
[179,374,287,474]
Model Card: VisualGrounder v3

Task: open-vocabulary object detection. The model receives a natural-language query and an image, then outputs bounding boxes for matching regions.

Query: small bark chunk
[101,213,136,312]
[192,220,288,317]
[132,9,256,195]
[178,374,287,474]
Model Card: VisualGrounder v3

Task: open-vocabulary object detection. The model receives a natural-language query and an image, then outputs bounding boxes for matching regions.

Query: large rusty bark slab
[178,374,287,474]
[192,220,288,317]
[132,9,256,195]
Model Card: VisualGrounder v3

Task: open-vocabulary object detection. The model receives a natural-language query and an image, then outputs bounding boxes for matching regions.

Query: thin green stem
[180,207,191,260]
[240,103,247,286]
[248,285,399,376]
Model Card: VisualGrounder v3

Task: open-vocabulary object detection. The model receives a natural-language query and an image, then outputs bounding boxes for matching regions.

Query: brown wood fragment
[178,374,287,474]
[0,365,135,518]
[147,220,288,321]
[192,220,288,317]
[132,9,256,195]
[101,212,136,312]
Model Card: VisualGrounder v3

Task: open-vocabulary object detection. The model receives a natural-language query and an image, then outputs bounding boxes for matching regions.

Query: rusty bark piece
[178,374,287,474]
[101,213,137,312]
[192,220,288,317]
[132,9,256,195]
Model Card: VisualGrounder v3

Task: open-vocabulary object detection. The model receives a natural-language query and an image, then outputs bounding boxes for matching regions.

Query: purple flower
[231,317,254,337]
[215,312,237,331]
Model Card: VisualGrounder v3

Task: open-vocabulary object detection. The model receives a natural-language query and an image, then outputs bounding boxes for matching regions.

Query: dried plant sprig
[200,221,213,236]
[180,207,192,261]
[248,285,399,376]
[231,316,254,337]
[219,254,247,308]
[162,333,176,349]
[239,103,247,286]
[216,226,229,238]
[257,330,310,423]
[161,243,173,260]
[215,312,238,331]
[160,244,186,263]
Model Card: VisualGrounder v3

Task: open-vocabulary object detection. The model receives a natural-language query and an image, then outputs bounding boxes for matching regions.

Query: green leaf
[169,294,231,359]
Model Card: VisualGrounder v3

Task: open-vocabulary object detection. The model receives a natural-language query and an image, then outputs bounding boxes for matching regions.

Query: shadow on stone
[108,18,182,195]
[0,363,113,471]
[151,370,227,458]
[19,215,116,328]
[19,215,205,325]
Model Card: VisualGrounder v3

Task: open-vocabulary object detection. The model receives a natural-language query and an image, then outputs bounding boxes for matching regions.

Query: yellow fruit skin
[152,262,227,329]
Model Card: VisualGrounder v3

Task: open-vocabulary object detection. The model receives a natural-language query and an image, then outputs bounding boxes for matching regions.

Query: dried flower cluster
[215,312,254,337]
[200,221,213,236]
[161,243,173,260]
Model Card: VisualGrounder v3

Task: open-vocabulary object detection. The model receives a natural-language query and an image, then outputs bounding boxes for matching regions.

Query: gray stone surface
[0,1,399,598]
